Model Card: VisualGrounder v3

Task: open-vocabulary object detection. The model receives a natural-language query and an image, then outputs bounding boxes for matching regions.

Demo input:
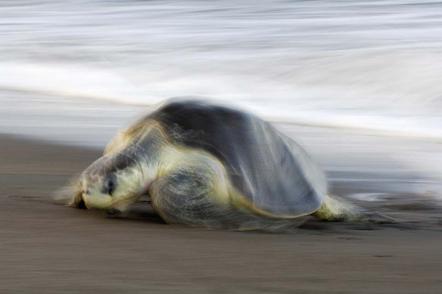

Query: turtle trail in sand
[63,100,363,231]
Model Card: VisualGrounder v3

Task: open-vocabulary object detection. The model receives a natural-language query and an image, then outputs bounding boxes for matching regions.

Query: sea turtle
[65,100,361,231]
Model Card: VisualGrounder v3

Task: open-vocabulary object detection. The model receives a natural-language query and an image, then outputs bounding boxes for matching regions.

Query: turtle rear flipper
[313,194,397,224]
[313,194,364,222]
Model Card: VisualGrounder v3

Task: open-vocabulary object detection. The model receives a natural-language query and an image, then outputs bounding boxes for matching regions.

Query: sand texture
[0,134,441,293]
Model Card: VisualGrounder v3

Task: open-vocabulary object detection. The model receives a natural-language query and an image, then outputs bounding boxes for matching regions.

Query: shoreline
[2,87,441,148]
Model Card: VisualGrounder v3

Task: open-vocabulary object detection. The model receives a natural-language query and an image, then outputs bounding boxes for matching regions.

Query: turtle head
[70,148,153,213]
[67,122,164,212]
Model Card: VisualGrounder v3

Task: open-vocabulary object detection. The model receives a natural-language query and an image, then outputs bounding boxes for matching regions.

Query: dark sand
[1,134,441,294]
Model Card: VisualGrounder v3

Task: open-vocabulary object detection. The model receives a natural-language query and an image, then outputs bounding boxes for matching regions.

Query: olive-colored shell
[149,100,327,218]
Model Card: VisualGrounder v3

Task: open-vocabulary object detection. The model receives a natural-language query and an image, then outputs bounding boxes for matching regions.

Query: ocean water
[0,1,441,201]
[0,0,441,138]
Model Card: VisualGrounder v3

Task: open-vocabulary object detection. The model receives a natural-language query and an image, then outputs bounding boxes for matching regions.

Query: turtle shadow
[299,216,419,233]
[105,201,166,224]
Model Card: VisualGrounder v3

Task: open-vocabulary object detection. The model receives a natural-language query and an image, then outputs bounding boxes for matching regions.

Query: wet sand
[1,134,441,293]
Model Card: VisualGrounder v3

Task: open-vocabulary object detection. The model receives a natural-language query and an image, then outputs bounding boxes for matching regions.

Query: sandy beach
[1,134,441,294]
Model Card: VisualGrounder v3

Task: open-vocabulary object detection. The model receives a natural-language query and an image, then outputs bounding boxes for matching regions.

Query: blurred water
[0,0,441,138]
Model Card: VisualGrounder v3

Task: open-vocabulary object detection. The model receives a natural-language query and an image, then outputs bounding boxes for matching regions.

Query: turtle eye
[103,176,116,196]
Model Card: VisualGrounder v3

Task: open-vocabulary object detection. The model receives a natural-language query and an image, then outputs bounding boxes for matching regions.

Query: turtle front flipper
[148,157,237,229]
